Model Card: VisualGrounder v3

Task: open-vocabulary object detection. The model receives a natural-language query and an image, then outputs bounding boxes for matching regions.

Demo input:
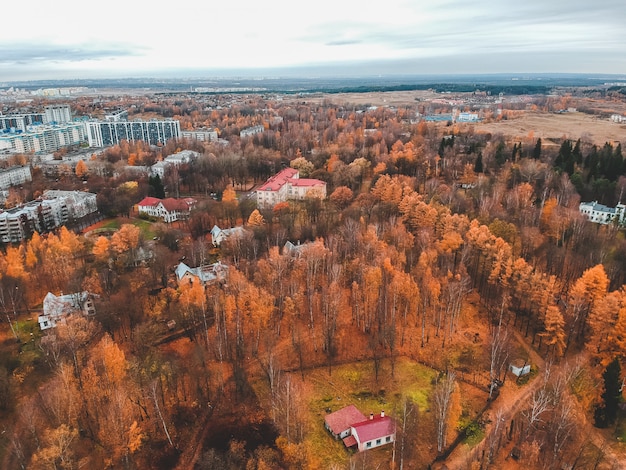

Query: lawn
[97,217,157,240]
[251,357,485,468]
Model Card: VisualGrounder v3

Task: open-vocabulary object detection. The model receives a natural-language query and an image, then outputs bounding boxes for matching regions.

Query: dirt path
[436,330,626,470]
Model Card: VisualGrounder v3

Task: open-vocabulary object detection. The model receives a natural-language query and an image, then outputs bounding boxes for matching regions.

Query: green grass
[98,218,157,240]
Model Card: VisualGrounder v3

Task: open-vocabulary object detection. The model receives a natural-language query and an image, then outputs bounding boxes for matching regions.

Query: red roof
[137,196,161,207]
[160,197,196,212]
[258,167,299,192]
[342,435,357,448]
[351,415,396,443]
[290,178,325,187]
[325,405,367,436]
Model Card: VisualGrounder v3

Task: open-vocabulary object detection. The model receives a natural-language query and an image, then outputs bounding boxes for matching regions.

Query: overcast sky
[1,0,625,81]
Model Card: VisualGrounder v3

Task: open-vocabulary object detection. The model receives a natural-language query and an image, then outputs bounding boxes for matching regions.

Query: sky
[1,0,625,81]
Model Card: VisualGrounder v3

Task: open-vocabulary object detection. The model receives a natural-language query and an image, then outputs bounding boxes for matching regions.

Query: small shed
[509,360,531,377]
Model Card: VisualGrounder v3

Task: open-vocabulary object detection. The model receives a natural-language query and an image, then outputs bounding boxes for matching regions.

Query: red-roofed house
[325,405,366,440]
[256,168,326,209]
[325,407,396,452]
[350,411,396,452]
[137,197,196,223]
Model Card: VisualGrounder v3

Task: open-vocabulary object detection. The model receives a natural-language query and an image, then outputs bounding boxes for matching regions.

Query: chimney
[369,412,373,420]
[381,410,385,418]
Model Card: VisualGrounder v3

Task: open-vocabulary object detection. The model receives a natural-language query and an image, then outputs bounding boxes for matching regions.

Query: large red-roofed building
[256,168,326,209]
[137,196,196,223]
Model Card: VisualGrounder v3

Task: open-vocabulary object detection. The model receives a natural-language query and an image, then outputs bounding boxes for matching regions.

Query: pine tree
[532,138,542,160]
[594,358,622,428]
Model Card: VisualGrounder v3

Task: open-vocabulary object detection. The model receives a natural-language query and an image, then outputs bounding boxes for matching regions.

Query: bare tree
[434,372,456,453]
[522,387,552,438]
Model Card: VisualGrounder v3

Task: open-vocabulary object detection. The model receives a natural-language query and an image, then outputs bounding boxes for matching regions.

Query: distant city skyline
[1,0,625,81]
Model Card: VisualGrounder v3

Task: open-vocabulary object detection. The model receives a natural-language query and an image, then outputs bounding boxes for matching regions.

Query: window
[376,439,381,445]
[386,436,391,442]
[366,442,371,448]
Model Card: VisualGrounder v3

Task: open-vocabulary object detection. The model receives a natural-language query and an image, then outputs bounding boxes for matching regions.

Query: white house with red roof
[137,196,196,223]
[325,406,396,452]
[256,168,326,209]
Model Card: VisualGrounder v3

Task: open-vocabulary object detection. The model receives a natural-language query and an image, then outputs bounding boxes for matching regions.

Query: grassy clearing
[98,217,157,240]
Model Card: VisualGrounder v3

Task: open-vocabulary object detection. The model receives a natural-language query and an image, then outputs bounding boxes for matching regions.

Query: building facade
[0,191,97,243]
[85,119,181,147]
[256,168,326,209]
[181,129,218,142]
[579,201,626,225]
[44,105,72,124]
[0,122,87,153]
[240,125,265,138]
[137,196,196,223]
[0,165,32,190]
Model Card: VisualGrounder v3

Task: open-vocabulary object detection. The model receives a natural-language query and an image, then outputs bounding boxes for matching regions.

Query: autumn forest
[1,88,626,469]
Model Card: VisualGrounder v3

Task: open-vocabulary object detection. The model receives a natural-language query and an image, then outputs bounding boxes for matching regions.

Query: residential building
[325,407,396,452]
[38,291,96,330]
[256,168,326,209]
[150,149,199,177]
[42,190,98,220]
[85,118,181,147]
[210,224,246,247]
[611,114,625,123]
[181,129,218,142]
[0,191,97,243]
[0,165,31,190]
[240,125,265,138]
[0,112,45,131]
[137,196,196,223]
[325,405,367,440]
[350,411,396,452]
[0,122,87,153]
[104,109,128,122]
[175,261,228,286]
[44,105,72,124]
[579,201,626,225]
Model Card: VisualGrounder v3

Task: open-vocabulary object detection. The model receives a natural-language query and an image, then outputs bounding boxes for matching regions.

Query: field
[473,111,626,146]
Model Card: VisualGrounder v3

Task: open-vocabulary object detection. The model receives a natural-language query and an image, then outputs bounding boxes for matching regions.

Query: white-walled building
[579,201,626,225]
[256,168,326,209]
[181,129,218,142]
[137,196,196,223]
[0,165,31,190]
[85,118,180,147]
[150,150,198,177]
[0,191,97,243]
[44,105,72,124]
[38,291,96,330]
[0,122,86,153]
[240,125,265,138]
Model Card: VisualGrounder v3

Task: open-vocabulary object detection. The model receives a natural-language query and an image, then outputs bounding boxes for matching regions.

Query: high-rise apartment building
[44,105,72,124]
[85,119,181,147]
[0,122,87,153]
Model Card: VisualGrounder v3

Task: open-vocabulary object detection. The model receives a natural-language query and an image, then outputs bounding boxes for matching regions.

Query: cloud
[0,43,140,64]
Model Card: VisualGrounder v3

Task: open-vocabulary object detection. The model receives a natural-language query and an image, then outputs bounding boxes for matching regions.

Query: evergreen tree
[594,358,622,428]
[494,141,506,166]
[148,175,166,199]
[532,138,542,160]
[474,152,483,173]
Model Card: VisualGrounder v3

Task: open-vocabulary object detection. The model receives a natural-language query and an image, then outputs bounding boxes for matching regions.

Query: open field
[473,111,626,146]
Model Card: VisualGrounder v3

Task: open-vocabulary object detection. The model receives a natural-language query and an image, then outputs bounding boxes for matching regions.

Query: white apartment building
[0,122,87,153]
[0,165,32,190]
[150,150,198,177]
[42,190,98,220]
[181,129,218,142]
[240,125,265,138]
[0,113,45,131]
[44,105,72,124]
[579,201,626,225]
[85,119,181,147]
[0,191,97,243]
